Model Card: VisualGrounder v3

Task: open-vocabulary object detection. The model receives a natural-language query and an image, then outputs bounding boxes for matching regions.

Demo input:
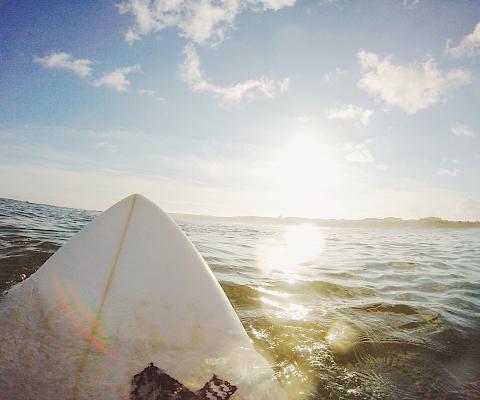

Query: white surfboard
[0,194,286,400]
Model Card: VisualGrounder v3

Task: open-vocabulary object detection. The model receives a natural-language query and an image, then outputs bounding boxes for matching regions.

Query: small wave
[1,198,480,399]
[220,282,262,309]
[280,280,378,298]
[351,302,420,315]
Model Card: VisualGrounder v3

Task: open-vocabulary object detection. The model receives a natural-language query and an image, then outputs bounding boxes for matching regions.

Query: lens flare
[326,321,358,354]
[51,273,112,355]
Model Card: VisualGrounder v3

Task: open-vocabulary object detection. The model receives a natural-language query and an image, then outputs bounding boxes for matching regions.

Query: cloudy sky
[1,0,479,219]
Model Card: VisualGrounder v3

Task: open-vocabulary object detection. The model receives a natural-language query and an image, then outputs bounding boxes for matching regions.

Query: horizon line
[2,196,479,225]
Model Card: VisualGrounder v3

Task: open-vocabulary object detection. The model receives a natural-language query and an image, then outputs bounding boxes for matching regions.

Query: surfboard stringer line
[71,194,138,400]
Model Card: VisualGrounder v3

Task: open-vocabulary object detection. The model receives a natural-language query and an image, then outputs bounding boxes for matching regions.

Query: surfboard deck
[0,194,286,400]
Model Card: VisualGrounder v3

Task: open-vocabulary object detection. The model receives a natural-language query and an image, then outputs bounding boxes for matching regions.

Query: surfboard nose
[107,193,173,226]
[34,191,246,345]
[0,193,287,400]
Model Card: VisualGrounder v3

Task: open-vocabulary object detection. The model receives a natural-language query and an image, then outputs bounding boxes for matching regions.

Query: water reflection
[2,198,480,399]
[260,295,312,321]
[326,321,358,354]
[256,224,325,276]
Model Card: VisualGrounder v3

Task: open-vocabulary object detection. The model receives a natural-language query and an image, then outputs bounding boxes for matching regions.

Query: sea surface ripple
[0,198,479,399]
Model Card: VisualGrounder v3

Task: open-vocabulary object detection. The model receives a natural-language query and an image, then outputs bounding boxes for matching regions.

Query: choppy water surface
[1,198,479,399]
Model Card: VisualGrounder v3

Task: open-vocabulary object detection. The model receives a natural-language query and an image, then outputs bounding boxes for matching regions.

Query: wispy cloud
[445,21,480,58]
[403,0,420,10]
[33,52,93,78]
[94,141,118,153]
[343,141,374,163]
[451,123,475,138]
[322,67,349,83]
[325,104,374,126]
[357,50,471,114]
[137,88,165,101]
[93,65,140,92]
[180,44,289,103]
[437,168,461,177]
[137,88,156,96]
[3,122,479,220]
[34,52,142,94]
[118,0,297,46]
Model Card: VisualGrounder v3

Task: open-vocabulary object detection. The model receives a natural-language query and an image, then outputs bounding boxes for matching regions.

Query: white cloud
[180,44,289,103]
[93,65,140,92]
[137,88,166,102]
[437,168,461,177]
[325,104,374,126]
[445,21,480,58]
[95,142,118,153]
[33,53,143,95]
[451,123,475,138]
[33,52,93,78]
[357,50,471,114]
[118,0,296,46]
[343,141,374,163]
[137,88,156,96]
[322,67,349,83]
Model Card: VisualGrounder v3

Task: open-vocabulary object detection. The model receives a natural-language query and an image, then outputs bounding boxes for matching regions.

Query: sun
[265,132,345,218]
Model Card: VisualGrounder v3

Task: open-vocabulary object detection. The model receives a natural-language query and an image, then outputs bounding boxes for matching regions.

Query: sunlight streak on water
[1,198,480,399]
[256,224,325,276]
[259,296,311,321]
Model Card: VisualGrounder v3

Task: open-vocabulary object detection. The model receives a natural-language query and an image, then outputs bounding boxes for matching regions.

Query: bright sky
[1,0,479,219]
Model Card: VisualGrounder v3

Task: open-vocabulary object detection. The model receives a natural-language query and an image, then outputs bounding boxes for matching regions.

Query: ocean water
[0,197,479,399]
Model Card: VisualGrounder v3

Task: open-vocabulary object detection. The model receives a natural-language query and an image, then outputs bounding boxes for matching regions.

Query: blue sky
[1,0,479,219]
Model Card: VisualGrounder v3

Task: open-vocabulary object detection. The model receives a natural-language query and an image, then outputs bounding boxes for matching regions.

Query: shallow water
[1,197,479,399]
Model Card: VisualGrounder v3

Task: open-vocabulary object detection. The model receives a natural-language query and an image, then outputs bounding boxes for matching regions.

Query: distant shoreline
[173,213,480,229]
[2,197,479,229]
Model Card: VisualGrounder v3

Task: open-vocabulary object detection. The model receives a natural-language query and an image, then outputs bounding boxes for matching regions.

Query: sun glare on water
[256,224,325,276]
